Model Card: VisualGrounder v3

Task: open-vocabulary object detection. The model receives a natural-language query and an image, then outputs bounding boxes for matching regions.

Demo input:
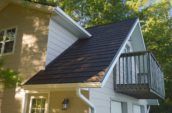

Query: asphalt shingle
[25,18,137,85]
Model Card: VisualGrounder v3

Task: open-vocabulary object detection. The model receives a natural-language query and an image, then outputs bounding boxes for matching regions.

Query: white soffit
[147,99,159,106]
[53,7,92,39]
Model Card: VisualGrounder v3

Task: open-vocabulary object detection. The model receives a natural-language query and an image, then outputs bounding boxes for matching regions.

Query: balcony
[114,51,165,99]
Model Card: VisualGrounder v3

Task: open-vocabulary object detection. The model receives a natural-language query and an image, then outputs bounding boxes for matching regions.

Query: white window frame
[0,27,17,56]
[110,100,127,113]
[29,96,48,113]
[132,104,145,113]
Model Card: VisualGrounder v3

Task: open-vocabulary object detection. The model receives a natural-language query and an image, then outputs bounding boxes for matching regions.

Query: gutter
[76,88,96,113]
[146,106,150,113]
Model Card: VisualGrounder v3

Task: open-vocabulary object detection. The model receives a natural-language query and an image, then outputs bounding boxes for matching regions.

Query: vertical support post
[147,52,152,89]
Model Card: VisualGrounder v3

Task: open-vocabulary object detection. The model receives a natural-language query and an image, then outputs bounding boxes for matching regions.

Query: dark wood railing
[114,51,165,99]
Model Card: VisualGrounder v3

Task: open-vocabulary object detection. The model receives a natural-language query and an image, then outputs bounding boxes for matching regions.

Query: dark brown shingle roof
[25,18,137,85]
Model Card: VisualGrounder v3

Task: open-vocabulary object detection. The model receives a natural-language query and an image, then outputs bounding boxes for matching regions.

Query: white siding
[90,71,147,113]
[90,26,148,113]
[46,18,78,65]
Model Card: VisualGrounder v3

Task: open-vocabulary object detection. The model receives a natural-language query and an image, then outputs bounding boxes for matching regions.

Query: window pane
[0,31,4,42]
[6,28,16,41]
[31,98,46,113]
[111,101,122,113]
[41,99,46,108]
[32,99,36,108]
[133,105,141,113]
[37,109,44,113]
[4,41,14,53]
[0,43,2,53]
[31,109,36,113]
[41,109,45,113]
[36,99,42,108]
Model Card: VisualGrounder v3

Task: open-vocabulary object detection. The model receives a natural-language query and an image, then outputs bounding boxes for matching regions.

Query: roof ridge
[86,17,138,30]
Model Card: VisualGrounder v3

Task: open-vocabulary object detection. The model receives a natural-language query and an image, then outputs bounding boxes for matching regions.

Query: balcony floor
[115,84,162,99]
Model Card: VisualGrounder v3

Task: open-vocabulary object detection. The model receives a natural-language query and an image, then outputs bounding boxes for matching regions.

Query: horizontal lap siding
[90,71,147,113]
[46,19,78,65]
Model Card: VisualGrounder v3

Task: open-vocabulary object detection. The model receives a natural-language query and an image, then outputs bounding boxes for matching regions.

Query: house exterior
[0,1,165,113]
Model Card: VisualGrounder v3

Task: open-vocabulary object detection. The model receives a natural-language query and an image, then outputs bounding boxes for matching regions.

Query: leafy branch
[0,59,21,88]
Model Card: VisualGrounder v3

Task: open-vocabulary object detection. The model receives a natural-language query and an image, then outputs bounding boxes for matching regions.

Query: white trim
[23,82,101,90]
[54,7,92,38]
[76,88,96,113]
[101,19,139,87]
[110,100,123,113]
[22,92,28,113]
[132,104,142,113]
[0,26,18,56]
[146,106,150,113]
[147,99,159,105]
[47,91,50,113]
[138,19,146,50]
[28,94,49,113]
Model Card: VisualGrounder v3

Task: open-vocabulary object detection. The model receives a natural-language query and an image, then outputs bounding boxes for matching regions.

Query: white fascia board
[138,18,146,50]
[54,7,92,38]
[101,18,139,87]
[147,99,159,105]
[23,82,101,91]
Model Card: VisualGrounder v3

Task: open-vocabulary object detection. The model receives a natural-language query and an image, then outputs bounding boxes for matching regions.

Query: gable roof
[25,18,138,86]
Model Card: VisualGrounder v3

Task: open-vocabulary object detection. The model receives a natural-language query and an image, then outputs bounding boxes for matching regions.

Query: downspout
[76,88,96,113]
[146,106,150,113]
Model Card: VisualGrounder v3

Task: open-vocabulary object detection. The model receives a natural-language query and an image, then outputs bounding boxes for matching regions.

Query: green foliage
[0,59,20,88]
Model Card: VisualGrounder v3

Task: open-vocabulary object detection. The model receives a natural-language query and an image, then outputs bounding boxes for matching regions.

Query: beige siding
[25,91,89,113]
[0,3,51,113]
[49,91,89,113]
[0,3,50,80]
[46,18,78,65]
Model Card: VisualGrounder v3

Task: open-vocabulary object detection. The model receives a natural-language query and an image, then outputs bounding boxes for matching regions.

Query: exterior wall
[46,18,78,65]
[0,3,51,113]
[26,93,48,113]
[89,26,147,113]
[130,24,146,52]
[25,90,89,113]
[90,71,147,113]
[0,3,51,80]
[49,91,89,113]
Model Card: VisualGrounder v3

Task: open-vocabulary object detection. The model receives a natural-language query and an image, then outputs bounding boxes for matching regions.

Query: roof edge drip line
[54,7,92,38]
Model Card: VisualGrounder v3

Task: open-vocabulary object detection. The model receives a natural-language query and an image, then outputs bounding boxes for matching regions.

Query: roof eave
[54,7,92,38]
[23,82,101,90]
[147,99,159,106]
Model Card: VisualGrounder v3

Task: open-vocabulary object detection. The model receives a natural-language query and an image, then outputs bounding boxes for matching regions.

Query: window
[124,44,131,53]
[0,28,16,55]
[133,105,145,113]
[111,101,127,113]
[30,97,46,113]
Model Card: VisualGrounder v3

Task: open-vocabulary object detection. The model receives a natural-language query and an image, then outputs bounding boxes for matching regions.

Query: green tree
[0,59,20,88]
[138,1,172,113]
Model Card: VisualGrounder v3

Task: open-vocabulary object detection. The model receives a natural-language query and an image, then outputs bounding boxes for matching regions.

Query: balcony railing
[114,51,165,99]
